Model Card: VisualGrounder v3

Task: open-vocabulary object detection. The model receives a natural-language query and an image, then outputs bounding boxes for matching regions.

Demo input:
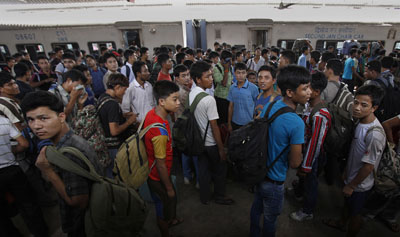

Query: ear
[371,105,378,113]
[58,112,66,124]
[286,89,294,98]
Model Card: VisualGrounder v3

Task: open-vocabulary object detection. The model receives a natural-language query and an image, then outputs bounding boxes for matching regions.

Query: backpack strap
[331,83,345,104]
[309,102,328,122]
[364,125,386,143]
[215,64,223,74]
[125,65,131,80]
[45,146,102,182]
[96,96,116,115]
[189,92,209,113]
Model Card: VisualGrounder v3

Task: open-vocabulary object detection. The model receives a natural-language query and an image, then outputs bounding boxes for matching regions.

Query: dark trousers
[215,97,229,125]
[343,79,354,94]
[0,166,48,237]
[198,145,227,203]
[231,122,242,131]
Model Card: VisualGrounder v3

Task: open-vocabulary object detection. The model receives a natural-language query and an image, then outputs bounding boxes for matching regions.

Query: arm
[155,158,174,197]
[64,88,82,117]
[288,144,303,168]
[121,87,132,113]
[221,64,230,87]
[152,134,174,197]
[210,119,226,161]
[227,102,234,132]
[12,135,29,154]
[382,116,400,145]
[108,115,136,137]
[343,163,374,196]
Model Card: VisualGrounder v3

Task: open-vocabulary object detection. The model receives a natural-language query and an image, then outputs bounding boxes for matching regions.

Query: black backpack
[228,101,294,185]
[172,92,210,156]
[374,79,400,123]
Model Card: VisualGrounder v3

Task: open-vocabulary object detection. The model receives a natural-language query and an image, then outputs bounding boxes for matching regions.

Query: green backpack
[46,146,147,237]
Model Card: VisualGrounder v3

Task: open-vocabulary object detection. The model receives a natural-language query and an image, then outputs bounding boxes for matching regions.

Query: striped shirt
[0,116,21,169]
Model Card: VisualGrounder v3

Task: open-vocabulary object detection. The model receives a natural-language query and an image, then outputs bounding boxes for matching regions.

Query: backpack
[374,79,400,123]
[71,96,115,168]
[228,101,294,184]
[172,92,210,156]
[45,146,147,237]
[310,85,355,170]
[365,126,400,195]
[124,65,131,80]
[113,119,167,190]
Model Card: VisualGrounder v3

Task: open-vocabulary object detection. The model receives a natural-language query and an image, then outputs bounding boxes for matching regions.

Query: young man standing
[50,47,63,71]
[227,62,259,132]
[342,49,358,93]
[144,80,182,237]
[31,55,57,91]
[121,61,155,124]
[121,49,137,83]
[247,47,265,72]
[86,54,106,98]
[13,62,34,101]
[290,72,331,221]
[297,46,309,68]
[254,65,281,118]
[324,85,386,237]
[55,52,76,85]
[3,56,16,76]
[190,61,234,205]
[140,47,153,74]
[21,91,103,236]
[250,65,310,237]
[157,53,173,81]
[102,52,120,89]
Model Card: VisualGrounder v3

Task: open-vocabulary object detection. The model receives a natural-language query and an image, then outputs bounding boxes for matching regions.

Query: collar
[125,62,133,67]
[133,78,148,88]
[56,129,73,149]
[234,79,249,88]
[192,85,205,93]
[57,84,70,98]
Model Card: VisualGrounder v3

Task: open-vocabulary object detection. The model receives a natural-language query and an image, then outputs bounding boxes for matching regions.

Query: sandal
[169,218,184,228]
[322,218,346,232]
[214,197,235,205]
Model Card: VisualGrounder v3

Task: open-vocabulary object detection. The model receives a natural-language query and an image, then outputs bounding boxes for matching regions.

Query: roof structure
[1,0,400,27]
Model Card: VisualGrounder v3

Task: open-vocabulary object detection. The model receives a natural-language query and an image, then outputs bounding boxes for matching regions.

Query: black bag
[228,101,294,184]
[375,79,400,123]
[172,92,209,156]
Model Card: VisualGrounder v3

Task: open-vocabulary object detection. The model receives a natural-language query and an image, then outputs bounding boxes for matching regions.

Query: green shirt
[213,62,233,99]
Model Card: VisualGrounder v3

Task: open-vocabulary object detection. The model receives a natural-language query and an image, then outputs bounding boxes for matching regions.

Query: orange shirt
[157,71,172,81]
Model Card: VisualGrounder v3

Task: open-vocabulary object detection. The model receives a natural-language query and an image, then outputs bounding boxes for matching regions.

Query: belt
[265,176,284,185]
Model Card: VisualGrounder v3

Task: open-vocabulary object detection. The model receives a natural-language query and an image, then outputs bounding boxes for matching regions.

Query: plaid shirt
[55,130,103,234]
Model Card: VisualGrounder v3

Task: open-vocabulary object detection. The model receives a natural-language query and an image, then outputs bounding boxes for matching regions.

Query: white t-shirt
[345,118,386,192]
[0,116,21,169]
[189,86,219,146]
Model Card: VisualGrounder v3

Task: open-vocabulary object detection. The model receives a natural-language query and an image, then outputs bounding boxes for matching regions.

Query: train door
[0,44,10,64]
[123,30,141,48]
[186,19,207,50]
[247,19,273,50]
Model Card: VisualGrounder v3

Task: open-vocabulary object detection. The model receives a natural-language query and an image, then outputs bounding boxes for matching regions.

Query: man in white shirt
[120,49,137,84]
[189,61,234,205]
[121,61,155,123]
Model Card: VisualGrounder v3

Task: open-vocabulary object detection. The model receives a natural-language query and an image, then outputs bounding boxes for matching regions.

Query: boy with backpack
[290,72,331,221]
[189,61,234,205]
[323,85,386,237]
[21,91,103,236]
[144,80,182,237]
[250,65,309,237]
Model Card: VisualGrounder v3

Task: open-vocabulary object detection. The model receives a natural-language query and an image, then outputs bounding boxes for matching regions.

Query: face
[364,68,377,80]
[63,58,76,71]
[318,61,326,72]
[353,94,376,119]
[248,75,257,85]
[235,69,247,83]
[86,57,96,68]
[255,49,261,56]
[142,50,149,60]
[38,59,50,71]
[84,70,92,85]
[211,57,220,65]
[163,58,173,70]
[26,106,65,141]
[56,50,64,58]
[64,79,83,93]
[278,56,289,68]
[196,69,214,89]
[114,85,128,100]
[129,53,137,63]
[258,70,275,91]
[236,54,243,63]
[1,79,20,96]
[175,70,190,88]
[23,54,31,60]
[160,92,180,113]
[105,57,118,72]
[139,65,150,81]
[7,59,15,68]
[288,83,311,105]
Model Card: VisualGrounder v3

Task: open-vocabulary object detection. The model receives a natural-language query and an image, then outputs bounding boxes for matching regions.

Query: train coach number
[15,33,36,41]
[56,30,68,42]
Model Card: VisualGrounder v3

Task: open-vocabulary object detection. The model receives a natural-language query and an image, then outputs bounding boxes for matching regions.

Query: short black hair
[214,42,220,46]
[235,51,243,58]
[6,56,15,63]
[37,55,49,61]
[310,50,321,63]
[185,48,194,56]
[301,46,309,53]
[124,49,135,61]
[271,47,280,55]
[366,60,381,73]
[103,52,117,62]
[176,44,183,52]
[234,62,247,72]
[321,52,336,63]
[62,69,87,84]
[261,48,269,56]
[380,56,394,69]
[355,84,385,107]
[349,48,357,56]
[106,73,129,89]
[258,65,276,78]
[183,60,193,69]
[14,63,30,78]
[85,54,95,60]
[153,80,179,104]
[277,65,311,97]
[21,91,64,116]
[132,61,146,78]
[158,53,170,67]
[19,59,34,70]
[208,51,219,60]
[176,52,186,64]
[173,64,189,77]
[13,53,22,58]
[62,52,76,61]
[280,50,296,64]
[247,71,256,77]
[310,71,328,93]
[54,47,63,53]
[326,59,343,76]
[73,64,89,73]
[140,47,149,56]
[220,50,232,60]
[0,72,14,87]
[100,46,108,52]
[190,61,212,83]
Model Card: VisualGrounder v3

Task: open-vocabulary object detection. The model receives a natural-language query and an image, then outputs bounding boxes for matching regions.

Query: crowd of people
[0,39,400,237]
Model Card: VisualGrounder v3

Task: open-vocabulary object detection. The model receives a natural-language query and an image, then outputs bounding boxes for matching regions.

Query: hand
[218,148,227,161]
[45,78,55,83]
[78,92,88,105]
[167,188,175,198]
[123,112,134,118]
[227,123,233,133]
[70,87,84,101]
[297,169,307,177]
[342,184,354,197]
[127,113,137,125]
[35,147,53,174]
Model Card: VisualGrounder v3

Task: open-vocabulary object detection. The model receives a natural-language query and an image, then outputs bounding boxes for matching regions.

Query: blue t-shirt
[227,80,259,125]
[84,86,96,106]
[260,100,305,181]
[254,93,282,117]
[343,58,355,80]
[297,54,307,68]
[89,67,106,97]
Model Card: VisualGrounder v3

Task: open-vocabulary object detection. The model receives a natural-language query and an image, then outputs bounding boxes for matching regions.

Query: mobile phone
[75,84,85,90]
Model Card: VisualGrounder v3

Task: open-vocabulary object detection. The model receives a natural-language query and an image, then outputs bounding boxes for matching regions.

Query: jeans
[250,180,284,237]
[106,148,118,178]
[182,153,199,182]
[302,156,321,214]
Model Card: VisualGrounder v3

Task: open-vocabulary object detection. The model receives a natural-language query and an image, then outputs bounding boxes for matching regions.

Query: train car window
[394,41,400,50]
[123,30,141,48]
[0,45,11,63]
[316,40,342,51]
[277,40,295,49]
[87,41,116,55]
[359,40,385,47]
[16,44,45,62]
[51,42,80,51]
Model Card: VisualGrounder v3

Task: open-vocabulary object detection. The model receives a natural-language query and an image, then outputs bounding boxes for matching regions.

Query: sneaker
[184,177,190,185]
[290,209,313,221]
